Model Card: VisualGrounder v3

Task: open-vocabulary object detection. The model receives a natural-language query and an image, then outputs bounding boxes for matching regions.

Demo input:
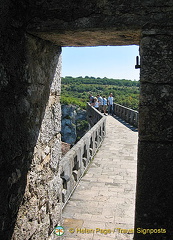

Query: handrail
[60,103,106,208]
[113,103,138,127]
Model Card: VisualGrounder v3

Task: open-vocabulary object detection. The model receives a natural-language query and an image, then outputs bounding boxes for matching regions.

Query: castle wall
[0,26,62,239]
[134,28,173,240]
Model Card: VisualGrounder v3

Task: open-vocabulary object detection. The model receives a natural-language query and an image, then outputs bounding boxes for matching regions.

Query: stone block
[135,141,173,238]
[139,83,173,141]
[140,35,173,84]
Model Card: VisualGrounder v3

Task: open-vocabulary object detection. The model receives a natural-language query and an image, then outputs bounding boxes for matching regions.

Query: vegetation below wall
[61,104,89,145]
[61,76,140,110]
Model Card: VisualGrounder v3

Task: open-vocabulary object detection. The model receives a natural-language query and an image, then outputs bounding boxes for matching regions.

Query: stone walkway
[62,115,138,240]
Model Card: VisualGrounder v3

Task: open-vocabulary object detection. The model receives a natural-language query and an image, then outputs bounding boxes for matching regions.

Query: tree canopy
[61,76,139,110]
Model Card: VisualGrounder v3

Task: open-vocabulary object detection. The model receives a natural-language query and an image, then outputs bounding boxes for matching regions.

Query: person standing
[108,93,113,115]
[102,96,107,115]
[97,94,103,112]
[89,93,94,105]
[93,97,99,110]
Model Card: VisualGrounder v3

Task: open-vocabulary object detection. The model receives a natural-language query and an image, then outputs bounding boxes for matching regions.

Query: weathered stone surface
[0,23,28,240]
[135,141,173,239]
[29,30,141,47]
[135,29,173,240]
[61,142,71,156]
[0,30,62,239]
[25,0,173,46]
[139,84,173,141]
[11,36,62,240]
[140,35,173,84]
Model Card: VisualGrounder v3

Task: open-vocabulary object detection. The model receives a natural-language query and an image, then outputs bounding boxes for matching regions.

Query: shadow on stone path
[61,115,138,240]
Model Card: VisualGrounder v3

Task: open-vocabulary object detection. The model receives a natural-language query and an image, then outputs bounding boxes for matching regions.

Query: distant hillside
[61,76,140,110]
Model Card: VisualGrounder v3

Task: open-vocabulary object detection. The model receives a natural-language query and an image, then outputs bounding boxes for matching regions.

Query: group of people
[89,93,114,115]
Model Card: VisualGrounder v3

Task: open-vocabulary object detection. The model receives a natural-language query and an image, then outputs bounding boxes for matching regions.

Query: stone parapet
[113,103,138,127]
[87,103,103,127]
[60,104,106,208]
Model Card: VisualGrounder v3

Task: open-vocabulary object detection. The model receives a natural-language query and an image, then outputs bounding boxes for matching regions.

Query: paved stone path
[62,116,138,240]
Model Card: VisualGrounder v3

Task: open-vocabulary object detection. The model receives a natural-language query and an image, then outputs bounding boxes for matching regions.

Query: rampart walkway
[62,115,138,240]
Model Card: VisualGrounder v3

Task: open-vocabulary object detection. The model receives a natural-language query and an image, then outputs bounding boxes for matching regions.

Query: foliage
[76,120,89,132]
[76,120,89,142]
[61,95,86,109]
[61,76,140,110]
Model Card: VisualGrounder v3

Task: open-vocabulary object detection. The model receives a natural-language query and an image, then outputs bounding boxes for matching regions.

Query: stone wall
[0,26,62,239]
[134,29,173,240]
[26,0,173,46]
[11,35,62,240]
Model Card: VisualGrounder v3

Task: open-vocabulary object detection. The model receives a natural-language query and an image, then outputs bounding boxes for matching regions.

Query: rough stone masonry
[0,13,62,239]
[0,0,173,239]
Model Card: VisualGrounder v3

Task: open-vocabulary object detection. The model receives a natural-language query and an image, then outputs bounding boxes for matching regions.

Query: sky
[62,45,140,81]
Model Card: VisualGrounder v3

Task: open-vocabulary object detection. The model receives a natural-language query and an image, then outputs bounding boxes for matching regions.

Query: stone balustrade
[86,102,103,127]
[60,104,106,208]
[113,103,138,127]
